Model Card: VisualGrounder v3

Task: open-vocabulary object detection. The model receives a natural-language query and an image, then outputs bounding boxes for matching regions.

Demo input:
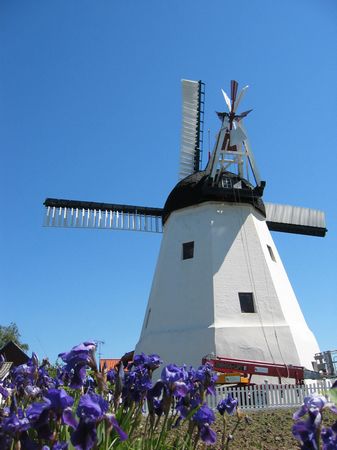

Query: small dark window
[182,241,194,260]
[239,292,255,313]
[222,177,232,188]
[267,245,276,262]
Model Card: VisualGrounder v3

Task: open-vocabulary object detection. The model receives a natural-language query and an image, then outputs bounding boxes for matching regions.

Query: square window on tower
[238,292,256,313]
[182,241,194,260]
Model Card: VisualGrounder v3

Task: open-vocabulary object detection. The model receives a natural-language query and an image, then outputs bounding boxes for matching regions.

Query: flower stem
[225,416,242,449]
[221,415,227,449]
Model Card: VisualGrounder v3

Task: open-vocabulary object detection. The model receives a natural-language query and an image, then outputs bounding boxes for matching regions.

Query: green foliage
[330,386,337,405]
[0,322,29,351]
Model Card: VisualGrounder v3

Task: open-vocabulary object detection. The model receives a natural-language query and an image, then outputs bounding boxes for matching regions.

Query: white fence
[207,379,334,411]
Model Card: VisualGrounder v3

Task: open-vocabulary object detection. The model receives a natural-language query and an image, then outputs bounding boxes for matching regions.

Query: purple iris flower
[159,364,189,397]
[106,369,115,383]
[26,399,51,428]
[176,397,200,420]
[151,376,189,399]
[77,393,108,422]
[26,402,52,440]
[133,353,162,370]
[161,364,185,384]
[149,380,164,398]
[192,404,217,445]
[293,391,337,450]
[294,395,327,420]
[45,389,73,411]
[37,363,57,391]
[292,409,322,450]
[24,385,41,398]
[71,393,109,449]
[46,389,77,428]
[149,364,195,420]
[71,421,97,450]
[11,362,36,393]
[10,353,57,397]
[106,414,128,441]
[53,443,68,450]
[193,364,218,395]
[321,426,337,450]
[180,364,217,406]
[58,342,97,366]
[58,342,97,389]
[217,394,238,416]
[173,381,189,397]
[1,410,30,435]
[71,392,126,449]
[26,388,76,439]
[122,366,152,404]
[200,425,217,445]
[193,404,215,425]
[169,364,217,424]
[292,420,318,449]
[294,394,337,420]
[0,409,35,450]
[42,443,68,450]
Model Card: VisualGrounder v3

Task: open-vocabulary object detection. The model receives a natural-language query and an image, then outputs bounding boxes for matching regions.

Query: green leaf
[329,387,337,404]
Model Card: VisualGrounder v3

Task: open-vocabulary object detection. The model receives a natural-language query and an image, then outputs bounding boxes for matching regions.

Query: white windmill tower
[43,80,326,373]
[134,80,325,371]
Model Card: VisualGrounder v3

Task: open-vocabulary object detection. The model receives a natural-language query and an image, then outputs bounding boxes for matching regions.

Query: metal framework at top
[206,80,261,188]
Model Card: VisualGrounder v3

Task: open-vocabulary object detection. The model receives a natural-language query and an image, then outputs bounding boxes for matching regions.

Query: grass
[160,407,336,449]
[211,407,300,449]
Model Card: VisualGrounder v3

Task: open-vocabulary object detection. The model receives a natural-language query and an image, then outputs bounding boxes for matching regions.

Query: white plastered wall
[135,202,319,371]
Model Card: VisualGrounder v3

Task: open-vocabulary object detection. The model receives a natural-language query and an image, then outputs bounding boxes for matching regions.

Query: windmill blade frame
[265,203,327,237]
[179,79,205,180]
[43,198,163,233]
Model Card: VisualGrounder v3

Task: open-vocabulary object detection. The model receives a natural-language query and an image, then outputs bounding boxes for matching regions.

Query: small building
[99,358,120,372]
[99,350,134,372]
[314,350,337,377]
[0,341,29,367]
[0,341,29,381]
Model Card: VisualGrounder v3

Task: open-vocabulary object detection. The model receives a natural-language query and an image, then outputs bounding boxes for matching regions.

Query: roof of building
[99,358,120,371]
[163,170,266,223]
[0,341,29,367]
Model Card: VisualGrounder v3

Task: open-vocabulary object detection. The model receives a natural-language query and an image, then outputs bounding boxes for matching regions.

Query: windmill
[43,79,327,372]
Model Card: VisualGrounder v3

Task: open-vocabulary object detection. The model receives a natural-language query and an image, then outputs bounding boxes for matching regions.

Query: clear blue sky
[1,0,336,363]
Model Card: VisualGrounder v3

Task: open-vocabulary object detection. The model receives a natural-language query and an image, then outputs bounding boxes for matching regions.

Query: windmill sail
[265,203,327,237]
[43,198,326,237]
[43,198,163,233]
[179,79,204,180]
